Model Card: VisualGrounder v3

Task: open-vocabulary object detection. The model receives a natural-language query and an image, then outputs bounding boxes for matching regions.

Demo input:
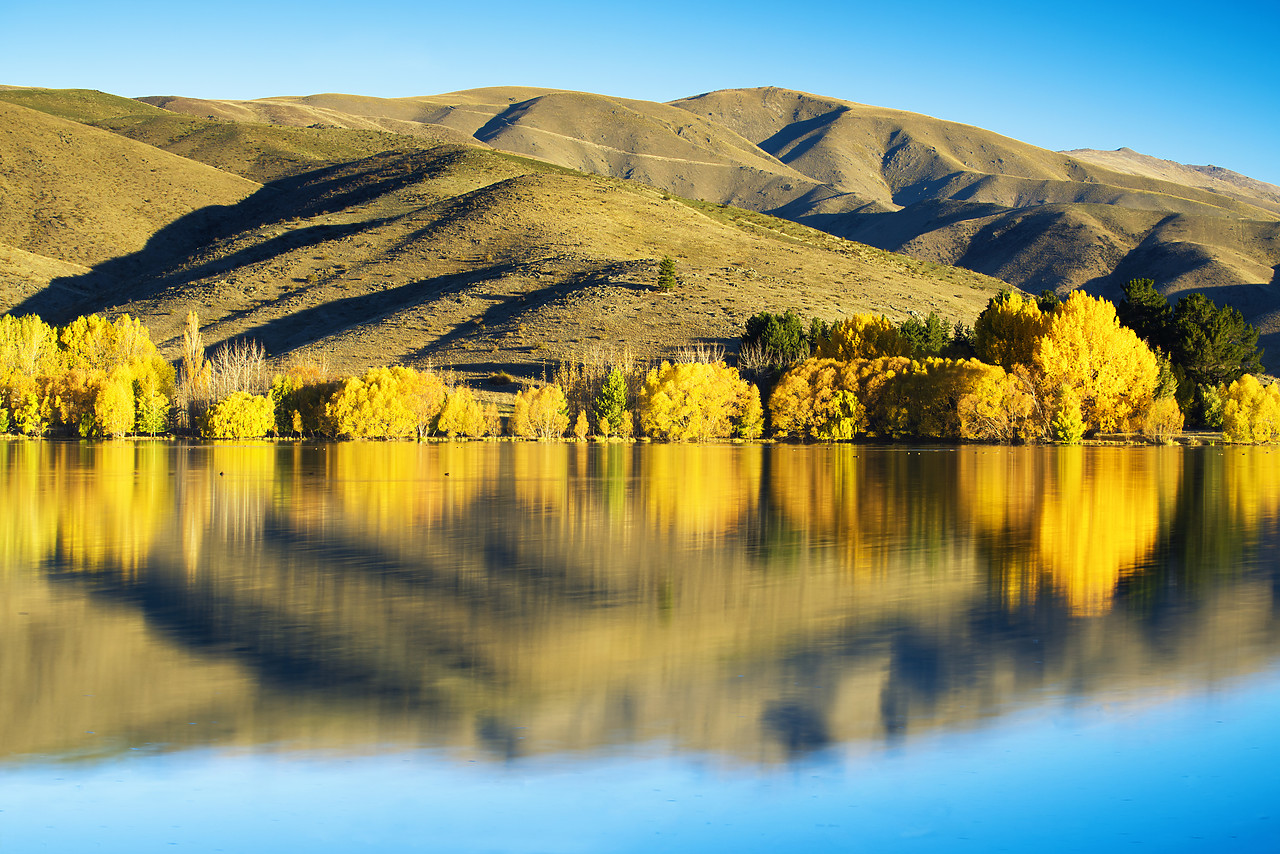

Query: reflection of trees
[961,447,1181,615]
[768,446,966,578]
[3,443,1280,766]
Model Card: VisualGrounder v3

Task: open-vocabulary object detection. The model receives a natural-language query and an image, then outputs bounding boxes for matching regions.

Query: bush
[436,386,487,438]
[1222,375,1280,443]
[202,392,275,439]
[327,366,447,439]
[1140,396,1184,443]
[512,385,570,439]
[638,361,762,441]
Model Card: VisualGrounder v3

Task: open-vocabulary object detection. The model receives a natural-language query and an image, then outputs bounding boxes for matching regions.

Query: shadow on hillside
[12,150,450,323]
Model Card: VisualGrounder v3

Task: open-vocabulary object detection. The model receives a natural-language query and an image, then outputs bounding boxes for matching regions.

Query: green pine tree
[594,366,628,437]
[657,256,677,292]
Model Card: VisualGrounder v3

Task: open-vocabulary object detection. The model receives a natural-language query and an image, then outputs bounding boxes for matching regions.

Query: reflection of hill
[2,442,1279,765]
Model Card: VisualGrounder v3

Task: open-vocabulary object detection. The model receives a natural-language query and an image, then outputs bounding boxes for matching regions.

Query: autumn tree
[202,392,276,439]
[1032,291,1159,433]
[327,366,447,439]
[436,386,487,438]
[638,361,763,441]
[973,291,1050,371]
[815,314,913,361]
[512,384,570,439]
[768,358,865,440]
[1222,375,1280,443]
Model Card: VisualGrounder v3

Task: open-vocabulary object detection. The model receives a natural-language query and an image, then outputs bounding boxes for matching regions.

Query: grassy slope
[0,98,258,304]
[141,86,1280,318]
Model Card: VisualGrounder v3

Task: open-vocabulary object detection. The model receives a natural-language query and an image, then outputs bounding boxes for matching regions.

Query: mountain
[0,89,1004,379]
[132,85,1280,360]
[4,83,1278,372]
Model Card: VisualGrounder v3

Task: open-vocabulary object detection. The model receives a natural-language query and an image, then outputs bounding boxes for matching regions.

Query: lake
[2,440,1278,852]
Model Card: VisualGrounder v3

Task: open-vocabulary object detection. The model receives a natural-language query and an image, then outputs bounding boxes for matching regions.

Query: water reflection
[2,440,1278,765]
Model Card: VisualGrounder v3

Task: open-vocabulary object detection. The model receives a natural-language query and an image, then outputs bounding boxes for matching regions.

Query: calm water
[2,440,1278,852]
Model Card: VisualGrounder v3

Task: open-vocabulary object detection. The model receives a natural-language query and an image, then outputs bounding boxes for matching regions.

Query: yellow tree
[436,386,487,438]
[638,361,761,441]
[1033,292,1159,433]
[973,291,1050,371]
[815,314,913,361]
[769,358,865,440]
[1223,375,1280,443]
[512,384,570,439]
[327,366,447,439]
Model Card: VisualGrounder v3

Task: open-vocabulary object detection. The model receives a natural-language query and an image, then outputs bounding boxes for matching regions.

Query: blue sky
[4,0,1277,184]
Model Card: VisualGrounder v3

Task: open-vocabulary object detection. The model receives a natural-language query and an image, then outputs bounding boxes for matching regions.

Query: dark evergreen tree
[1171,292,1263,388]
[1117,278,1173,351]
[742,310,810,366]
[1036,289,1062,313]
[899,312,951,357]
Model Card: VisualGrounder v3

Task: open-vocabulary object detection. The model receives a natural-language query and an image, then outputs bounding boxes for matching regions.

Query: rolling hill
[3,83,1278,373]
[0,89,1005,380]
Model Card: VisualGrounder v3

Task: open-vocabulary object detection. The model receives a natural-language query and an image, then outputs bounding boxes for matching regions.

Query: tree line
[1,283,1274,443]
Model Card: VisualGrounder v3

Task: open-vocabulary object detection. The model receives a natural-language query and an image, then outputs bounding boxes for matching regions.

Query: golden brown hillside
[136,84,1280,353]
[0,100,257,298]
[0,99,1004,380]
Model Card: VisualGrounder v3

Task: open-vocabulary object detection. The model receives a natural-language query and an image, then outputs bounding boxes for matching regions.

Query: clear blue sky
[4,0,1277,185]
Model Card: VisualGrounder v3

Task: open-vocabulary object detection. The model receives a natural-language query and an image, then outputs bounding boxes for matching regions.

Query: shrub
[1051,388,1086,444]
[512,385,570,439]
[1222,375,1280,443]
[202,392,275,439]
[638,361,761,441]
[1140,396,1184,443]
[327,366,447,439]
[573,410,590,440]
[134,373,171,436]
[437,387,487,438]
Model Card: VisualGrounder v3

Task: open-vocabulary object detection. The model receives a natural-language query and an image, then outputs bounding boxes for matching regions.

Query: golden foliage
[327,366,447,439]
[769,358,865,440]
[1140,396,1185,443]
[956,364,1042,442]
[437,386,487,438]
[638,361,762,441]
[815,314,912,361]
[201,391,275,439]
[1033,292,1158,433]
[772,356,1039,441]
[512,384,570,439]
[973,291,1049,370]
[1222,375,1280,443]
